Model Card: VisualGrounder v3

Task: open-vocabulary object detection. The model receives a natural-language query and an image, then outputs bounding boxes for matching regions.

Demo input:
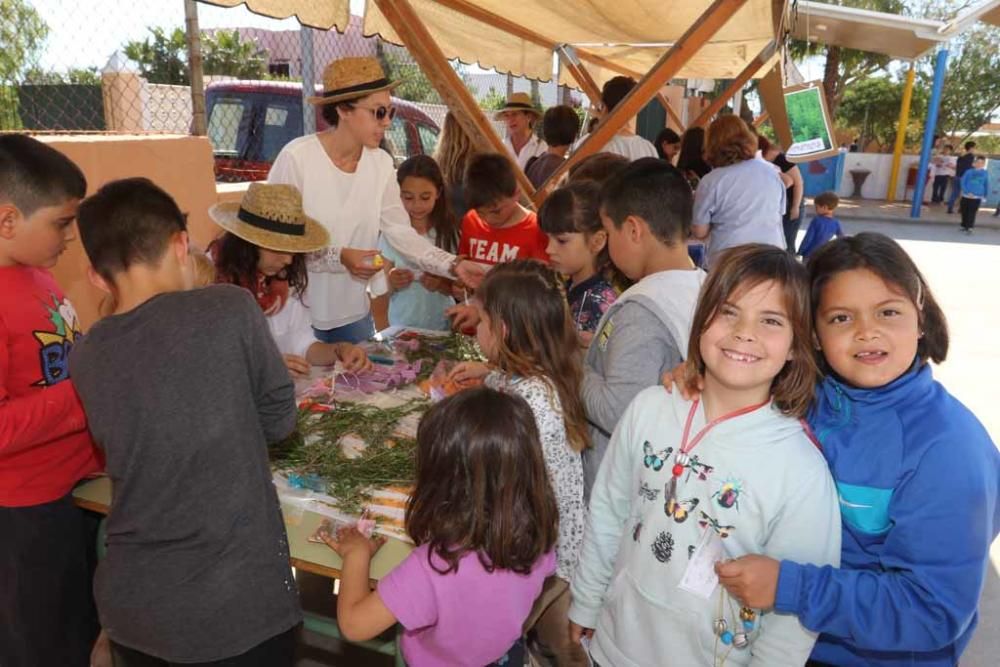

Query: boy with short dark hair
[526,105,580,188]
[959,156,989,235]
[582,158,705,498]
[0,134,103,667]
[797,191,845,258]
[69,178,302,665]
[459,152,549,267]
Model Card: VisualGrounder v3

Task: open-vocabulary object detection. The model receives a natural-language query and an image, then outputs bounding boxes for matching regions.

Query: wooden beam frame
[558,45,603,107]
[752,110,770,127]
[689,40,776,128]
[657,93,685,131]
[532,0,751,204]
[430,0,642,81]
[374,0,536,201]
[758,60,792,149]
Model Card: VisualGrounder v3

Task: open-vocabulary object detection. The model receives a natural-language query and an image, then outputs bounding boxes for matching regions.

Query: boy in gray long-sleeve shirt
[69,179,301,665]
[585,159,705,499]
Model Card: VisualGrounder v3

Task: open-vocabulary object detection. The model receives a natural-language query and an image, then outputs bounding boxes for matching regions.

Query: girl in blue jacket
[715,233,999,666]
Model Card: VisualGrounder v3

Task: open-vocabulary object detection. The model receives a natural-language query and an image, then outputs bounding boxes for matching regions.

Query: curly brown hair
[405,387,559,575]
[705,114,757,168]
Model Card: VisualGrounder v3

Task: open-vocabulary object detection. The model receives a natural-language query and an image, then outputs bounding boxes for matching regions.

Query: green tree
[24,66,101,85]
[925,25,1000,141]
[836,75,928,150]
[790,0,907,118]
[481,86,506,111]
[124,27,189,85]
[0,0,48,129]
[381,48,440,104]
[202,29,267,79]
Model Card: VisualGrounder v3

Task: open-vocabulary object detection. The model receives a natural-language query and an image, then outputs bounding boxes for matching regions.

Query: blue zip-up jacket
[775,362,999,666]
[959,167,989,200]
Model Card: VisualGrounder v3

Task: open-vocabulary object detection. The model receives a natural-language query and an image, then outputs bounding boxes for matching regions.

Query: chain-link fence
[2,0,584,182]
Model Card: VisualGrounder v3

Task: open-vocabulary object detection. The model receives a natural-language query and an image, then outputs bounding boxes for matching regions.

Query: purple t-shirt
[378,544,556,666]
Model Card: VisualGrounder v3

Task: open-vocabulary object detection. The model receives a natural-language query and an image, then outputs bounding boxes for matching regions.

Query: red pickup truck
[206,80,440,182]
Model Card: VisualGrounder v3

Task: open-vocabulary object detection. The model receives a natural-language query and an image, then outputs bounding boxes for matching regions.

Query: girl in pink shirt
[320,387,558,666]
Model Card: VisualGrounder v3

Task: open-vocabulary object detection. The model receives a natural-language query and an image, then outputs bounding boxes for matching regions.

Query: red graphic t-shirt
[459,210,550,267]
[0,266,103,507]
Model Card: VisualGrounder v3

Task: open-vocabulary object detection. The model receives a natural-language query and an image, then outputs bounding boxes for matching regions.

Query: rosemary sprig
[270,399,427,514]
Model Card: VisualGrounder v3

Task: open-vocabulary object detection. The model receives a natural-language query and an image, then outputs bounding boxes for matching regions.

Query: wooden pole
[533,0,751,204]
[184,0,207,136]
[688,40,776,128]
[558,46,603,108]
[758,61,792,149]
[430,0,641,80]
[658,93,685,131]
[752,110,770,127]
[374,0,536,201]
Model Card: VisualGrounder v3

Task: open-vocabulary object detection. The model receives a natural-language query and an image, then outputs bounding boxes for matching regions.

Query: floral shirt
[485,372,585,581]
[567,274,617,334]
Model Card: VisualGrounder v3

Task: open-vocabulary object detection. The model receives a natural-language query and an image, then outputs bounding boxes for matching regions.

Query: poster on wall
[783,81,839,163]
[986,158,1000,208]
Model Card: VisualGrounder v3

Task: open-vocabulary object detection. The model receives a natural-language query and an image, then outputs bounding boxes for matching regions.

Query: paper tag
[678,527,725,599]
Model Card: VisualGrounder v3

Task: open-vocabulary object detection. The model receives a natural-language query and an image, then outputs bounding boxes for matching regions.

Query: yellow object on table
[72,475,413,582]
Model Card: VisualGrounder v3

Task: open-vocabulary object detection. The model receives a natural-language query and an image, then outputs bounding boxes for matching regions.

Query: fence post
[184,0,207,136]
[301,26,316,134]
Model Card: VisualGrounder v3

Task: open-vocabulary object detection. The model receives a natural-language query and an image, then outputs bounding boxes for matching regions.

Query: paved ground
[295,215,1000,665]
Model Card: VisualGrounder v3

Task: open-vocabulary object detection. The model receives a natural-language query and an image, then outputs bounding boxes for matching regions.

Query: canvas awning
[199,0,786,86]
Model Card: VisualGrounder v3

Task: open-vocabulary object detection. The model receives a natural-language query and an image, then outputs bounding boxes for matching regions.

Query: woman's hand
[716,555,780,610]
[578,330,595,349]
[337,343,372,373]
[283,354,312,377]
[340,248,382,280]
[319,524,386,561]
[455,260,486,290]
[388,267,414,291]
[569,621,594,643]
[420,273,453,295]
[661,363,704,400]
[448,362,490,383]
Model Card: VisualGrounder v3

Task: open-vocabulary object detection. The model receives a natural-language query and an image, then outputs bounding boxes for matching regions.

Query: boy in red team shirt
[449,153,549,329]
[0,135,103,667]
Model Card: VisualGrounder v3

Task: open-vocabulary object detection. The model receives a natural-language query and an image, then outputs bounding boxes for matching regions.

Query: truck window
[207,98,249,157]
[417,124,439,155]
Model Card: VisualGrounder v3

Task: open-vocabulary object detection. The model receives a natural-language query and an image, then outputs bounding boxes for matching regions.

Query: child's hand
[715,555,780,610]
[445,303,480,332]
[448,362,490,383]
[569,621,594,643]
[388,267,415,290]
[283,354,312,377]
[661,363,703,400]
[455,260,486,290]
[420,273,452,294]
[338,343,373,373]
[578,330,594,349]
[319,523,387,561]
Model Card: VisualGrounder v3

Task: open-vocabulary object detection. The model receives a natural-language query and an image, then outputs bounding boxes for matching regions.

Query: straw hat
[307,56,400,105]
[494,92,542,119]
[209,183,329,254]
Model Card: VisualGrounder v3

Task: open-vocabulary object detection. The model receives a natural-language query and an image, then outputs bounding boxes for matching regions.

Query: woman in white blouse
[268,57,484,343]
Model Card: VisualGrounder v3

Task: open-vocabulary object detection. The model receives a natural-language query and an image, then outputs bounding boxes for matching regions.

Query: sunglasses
[356,105,396,121]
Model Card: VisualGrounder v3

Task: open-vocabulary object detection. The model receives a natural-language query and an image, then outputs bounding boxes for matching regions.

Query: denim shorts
[312,313,375,344]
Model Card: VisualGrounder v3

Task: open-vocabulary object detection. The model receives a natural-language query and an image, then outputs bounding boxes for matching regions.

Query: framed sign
[783,81,838,163]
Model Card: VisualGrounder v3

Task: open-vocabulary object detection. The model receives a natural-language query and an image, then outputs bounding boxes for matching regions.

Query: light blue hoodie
[570,387,841,666]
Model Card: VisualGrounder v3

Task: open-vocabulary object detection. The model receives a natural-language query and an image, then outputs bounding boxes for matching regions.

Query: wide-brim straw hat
[494,92,542,119]
[209,183,329,254]
[307,56,400,105]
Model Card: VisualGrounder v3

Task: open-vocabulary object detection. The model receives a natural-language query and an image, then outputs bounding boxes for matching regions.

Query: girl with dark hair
[713,233,999,667]
[676,125,712,185]
[319,387,558,666]
[379,155,460,330]
[573,244,840,666]
[209,183,371,376]
[538,180,619,338]
[448,260,589,665]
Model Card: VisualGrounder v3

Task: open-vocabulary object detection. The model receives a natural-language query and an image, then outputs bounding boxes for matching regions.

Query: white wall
[839,152,933,202]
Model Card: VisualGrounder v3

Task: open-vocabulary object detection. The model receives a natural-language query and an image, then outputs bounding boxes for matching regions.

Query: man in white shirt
[497,92,547,172]
[572,76,657,161]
